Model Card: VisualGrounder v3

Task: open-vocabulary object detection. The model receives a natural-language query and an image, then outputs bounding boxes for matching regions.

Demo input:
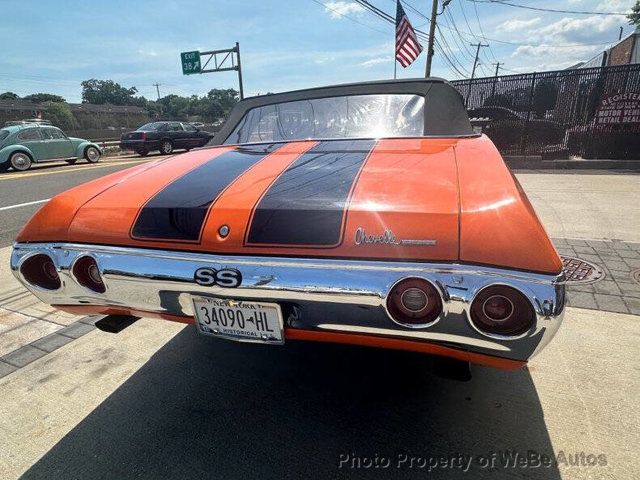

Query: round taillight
[470,285,534,337]
[386,278,442,327]
[72,256,105,293]
[20,254,61,290]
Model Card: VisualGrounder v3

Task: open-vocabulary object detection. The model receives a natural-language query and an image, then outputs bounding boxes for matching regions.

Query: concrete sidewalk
[0,307,637,479]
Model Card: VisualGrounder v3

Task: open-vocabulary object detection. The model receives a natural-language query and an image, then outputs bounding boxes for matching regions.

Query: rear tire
[10,152,32,172]
[160,140,173,155]
[84,146,101,163]
[138,149,149,157]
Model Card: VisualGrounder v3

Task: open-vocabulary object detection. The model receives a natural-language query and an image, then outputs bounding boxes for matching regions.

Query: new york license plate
[192,296,284,344]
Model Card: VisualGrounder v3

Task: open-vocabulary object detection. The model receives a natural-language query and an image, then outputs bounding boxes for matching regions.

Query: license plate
[192,296,284,344]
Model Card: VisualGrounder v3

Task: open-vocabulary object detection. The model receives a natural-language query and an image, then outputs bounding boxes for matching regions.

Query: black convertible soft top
[211,78,475,145]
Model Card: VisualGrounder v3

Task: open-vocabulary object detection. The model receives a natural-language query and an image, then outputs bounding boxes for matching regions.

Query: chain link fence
[452,64,640,159]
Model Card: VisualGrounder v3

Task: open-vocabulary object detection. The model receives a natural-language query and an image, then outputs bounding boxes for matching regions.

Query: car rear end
[10,80,566,372]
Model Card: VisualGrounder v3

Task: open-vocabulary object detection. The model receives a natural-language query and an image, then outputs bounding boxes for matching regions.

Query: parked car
[467,106,564,153]
[0,123,102,172]
[11,79,565,376]
[120,121,214,156]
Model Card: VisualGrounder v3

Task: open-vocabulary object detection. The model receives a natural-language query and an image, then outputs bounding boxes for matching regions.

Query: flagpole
[394,59,397,80]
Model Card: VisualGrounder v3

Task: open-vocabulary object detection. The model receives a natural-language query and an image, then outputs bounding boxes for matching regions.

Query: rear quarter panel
[455,135,562,274]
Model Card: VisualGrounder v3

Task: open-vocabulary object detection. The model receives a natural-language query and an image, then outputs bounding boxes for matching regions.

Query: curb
[505,156,640,171]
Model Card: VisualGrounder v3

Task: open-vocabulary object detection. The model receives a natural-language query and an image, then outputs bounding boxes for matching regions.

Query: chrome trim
[11,242,566,362]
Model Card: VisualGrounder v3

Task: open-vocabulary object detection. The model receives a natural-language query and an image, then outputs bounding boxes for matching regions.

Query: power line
[355,0,472,78]
[397,0,615,48]
[466,0,629,16]
[470,0,500,63]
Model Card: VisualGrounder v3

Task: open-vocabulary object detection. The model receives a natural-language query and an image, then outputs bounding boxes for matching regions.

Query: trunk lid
[66,139,461,261]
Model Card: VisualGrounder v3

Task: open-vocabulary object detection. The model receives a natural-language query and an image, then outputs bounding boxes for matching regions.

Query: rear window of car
[224,94,425,144]
[42,128,66,139]
[0,130,9,141]
[138,123,164,131]
[17,128,42,140]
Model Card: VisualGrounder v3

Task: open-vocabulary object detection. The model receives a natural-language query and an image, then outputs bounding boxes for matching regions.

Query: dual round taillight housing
[19,254,105,293]
[386,278,443,327]
[386,278,535,338]
[19,254,61,290]
[469,285,535,337]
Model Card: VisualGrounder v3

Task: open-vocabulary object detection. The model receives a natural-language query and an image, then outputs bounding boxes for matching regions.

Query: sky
[0,0,636,103]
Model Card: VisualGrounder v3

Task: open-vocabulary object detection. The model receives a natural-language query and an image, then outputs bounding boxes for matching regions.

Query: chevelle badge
[354,227,437,246]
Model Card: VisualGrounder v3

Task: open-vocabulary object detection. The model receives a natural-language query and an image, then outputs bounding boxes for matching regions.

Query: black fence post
[520,72,537,155]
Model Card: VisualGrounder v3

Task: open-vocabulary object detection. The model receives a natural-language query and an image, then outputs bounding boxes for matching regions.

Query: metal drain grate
[560,256,605,284]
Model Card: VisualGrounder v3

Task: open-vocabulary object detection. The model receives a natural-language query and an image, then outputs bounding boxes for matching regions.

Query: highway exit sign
[181,51,201,75]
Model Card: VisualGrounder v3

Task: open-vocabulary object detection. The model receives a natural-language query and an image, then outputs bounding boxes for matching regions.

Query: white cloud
[537,15,623,43]
[594,0,634,13]
[512,44,598,59]
[498,17,541,32]
[324,1,365,19]
[358,57,389,68]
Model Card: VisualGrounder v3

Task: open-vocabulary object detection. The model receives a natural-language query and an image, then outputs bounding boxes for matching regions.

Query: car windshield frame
[213,79,475,146]
[223,94,426,145]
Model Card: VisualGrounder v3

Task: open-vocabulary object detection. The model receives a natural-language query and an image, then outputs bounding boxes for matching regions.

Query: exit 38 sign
[181,51,201,75]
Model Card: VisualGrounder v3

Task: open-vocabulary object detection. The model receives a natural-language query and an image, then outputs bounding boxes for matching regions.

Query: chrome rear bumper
[10,242,565,362]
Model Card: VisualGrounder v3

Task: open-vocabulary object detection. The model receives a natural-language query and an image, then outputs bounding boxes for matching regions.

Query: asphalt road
[0,154,170,247]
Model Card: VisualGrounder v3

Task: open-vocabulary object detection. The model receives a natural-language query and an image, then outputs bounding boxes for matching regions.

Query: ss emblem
[194,267,242,288]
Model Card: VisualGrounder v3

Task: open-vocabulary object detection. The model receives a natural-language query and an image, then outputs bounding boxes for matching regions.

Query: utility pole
[470,43,489,79]
[466,43,488,107]
[490,62,502,98]
[492,62,502,78]
[153,83,161,100]
[425,0,439,77]
[618,26,623,40]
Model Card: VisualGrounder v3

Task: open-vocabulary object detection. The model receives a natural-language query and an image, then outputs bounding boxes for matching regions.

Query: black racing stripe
[132,144,279,241]
[247,139,376,246]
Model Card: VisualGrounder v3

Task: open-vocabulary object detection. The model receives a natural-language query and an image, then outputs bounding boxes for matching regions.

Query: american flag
[395,0,423,68]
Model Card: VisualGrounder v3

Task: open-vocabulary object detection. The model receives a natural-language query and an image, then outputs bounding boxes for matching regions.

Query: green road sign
[181,51,201,75]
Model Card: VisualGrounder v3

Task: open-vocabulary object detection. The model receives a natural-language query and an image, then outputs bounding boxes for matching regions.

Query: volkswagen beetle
[0,123,102,172]
[10,79,565,372]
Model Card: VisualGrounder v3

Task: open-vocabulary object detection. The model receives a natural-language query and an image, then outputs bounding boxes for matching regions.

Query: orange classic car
[10,79,565,374]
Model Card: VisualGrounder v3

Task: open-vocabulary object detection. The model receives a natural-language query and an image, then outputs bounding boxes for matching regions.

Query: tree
[0,92,19,100]
[45,102,78,130]
[206,88,239,119]
[81,79,140,105]
[23,93,66,103]
[628,1,640,26]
